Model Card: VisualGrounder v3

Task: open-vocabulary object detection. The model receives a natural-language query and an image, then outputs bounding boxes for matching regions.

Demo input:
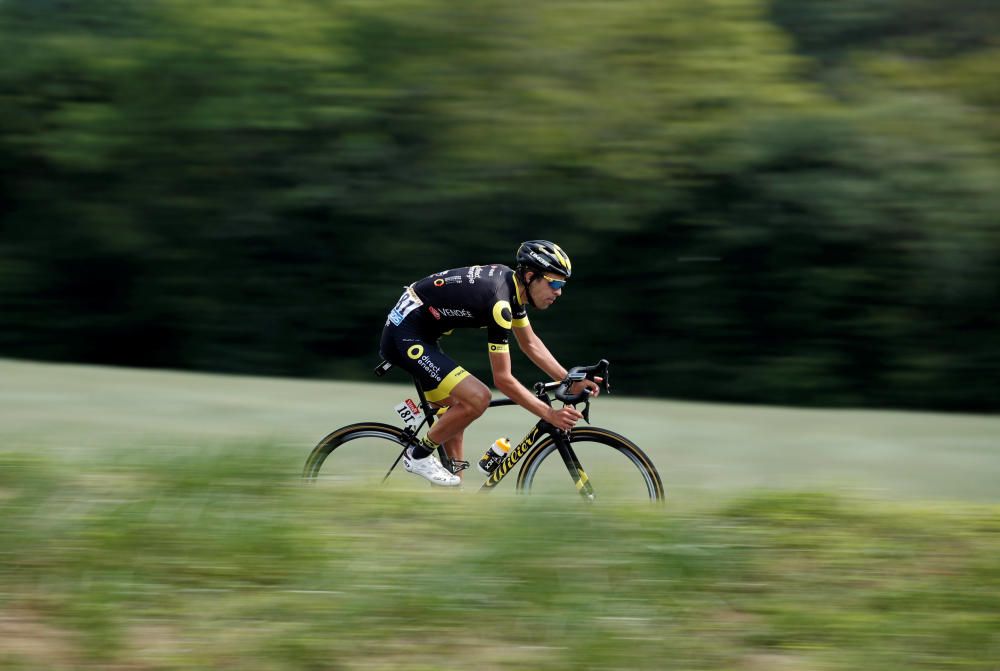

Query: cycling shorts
[379,317,470,403]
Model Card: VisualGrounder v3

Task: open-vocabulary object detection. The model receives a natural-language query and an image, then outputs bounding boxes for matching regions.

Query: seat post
[413,377,437,429]
[376,359,437,429]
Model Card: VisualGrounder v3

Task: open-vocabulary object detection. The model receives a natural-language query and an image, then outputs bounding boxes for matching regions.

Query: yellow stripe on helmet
[552,244,571,272]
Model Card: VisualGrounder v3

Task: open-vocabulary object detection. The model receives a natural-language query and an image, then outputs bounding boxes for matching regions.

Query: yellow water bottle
[477,437,511,475]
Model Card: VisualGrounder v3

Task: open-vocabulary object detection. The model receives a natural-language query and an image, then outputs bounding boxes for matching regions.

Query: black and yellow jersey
[388,265,529,352]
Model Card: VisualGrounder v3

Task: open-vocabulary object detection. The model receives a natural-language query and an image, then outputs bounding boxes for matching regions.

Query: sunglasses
[542,274,567,290]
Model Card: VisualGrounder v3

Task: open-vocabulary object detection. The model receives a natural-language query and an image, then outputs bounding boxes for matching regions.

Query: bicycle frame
[389,371,596,499]
[479,419,595,499]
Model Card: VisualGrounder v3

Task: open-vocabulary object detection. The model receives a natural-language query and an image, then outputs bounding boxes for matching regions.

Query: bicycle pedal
[446,459,470,474]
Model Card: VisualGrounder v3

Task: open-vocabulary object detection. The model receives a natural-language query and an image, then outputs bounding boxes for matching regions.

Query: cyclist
[379,240,600,486]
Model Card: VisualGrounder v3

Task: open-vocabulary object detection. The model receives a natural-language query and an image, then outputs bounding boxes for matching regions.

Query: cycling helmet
[515,240,572,278]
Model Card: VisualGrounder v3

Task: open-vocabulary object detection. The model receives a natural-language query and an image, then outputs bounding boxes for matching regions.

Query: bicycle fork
[552,433,596,501]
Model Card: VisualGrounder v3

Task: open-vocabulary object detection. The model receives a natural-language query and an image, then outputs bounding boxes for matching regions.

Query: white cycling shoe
[403,449,461,487]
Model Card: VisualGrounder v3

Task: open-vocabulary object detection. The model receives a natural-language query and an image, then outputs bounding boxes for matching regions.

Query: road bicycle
[303,359,664,501]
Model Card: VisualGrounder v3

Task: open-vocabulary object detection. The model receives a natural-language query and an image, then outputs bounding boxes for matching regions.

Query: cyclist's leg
[422,379,491,478]
[384,317,490,450]
[381,321,487,478]
[378,322,466,485]
[426,376,490,449]
[424,406,468,478]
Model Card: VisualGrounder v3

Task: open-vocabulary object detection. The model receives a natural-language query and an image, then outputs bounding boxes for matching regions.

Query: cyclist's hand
[570,377,602,398]
[547,405,583,431]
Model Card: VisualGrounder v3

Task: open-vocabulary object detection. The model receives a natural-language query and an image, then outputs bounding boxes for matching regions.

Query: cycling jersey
[380,265,529,401]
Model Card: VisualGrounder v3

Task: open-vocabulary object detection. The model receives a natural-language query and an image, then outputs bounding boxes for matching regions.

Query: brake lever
[553,360,610,421]
[565,388,592,424]
[593,359,611,396]
[555,370,588,405]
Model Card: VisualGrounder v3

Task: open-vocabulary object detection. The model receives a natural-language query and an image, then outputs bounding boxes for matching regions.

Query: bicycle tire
[303,422,411,486]
[516,426,664,501]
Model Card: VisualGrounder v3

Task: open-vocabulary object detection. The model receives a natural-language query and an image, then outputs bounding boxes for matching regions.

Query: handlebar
[532,359,611,407]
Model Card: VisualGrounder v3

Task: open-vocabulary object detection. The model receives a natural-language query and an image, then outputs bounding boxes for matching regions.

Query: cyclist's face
[528,270,566,309]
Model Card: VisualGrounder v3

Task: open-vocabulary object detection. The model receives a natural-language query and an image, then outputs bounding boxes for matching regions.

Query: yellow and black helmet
[515,240,572,278]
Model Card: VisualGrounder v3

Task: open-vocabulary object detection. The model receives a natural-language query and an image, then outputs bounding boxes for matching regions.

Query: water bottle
[477,437,511,475]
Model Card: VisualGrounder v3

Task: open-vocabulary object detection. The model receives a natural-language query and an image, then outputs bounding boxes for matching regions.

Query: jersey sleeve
[511,300,529,328]
[486,299,515,353]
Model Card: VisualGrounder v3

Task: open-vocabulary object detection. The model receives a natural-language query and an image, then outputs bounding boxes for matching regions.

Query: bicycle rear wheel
[303,422,422,490]
[516,426,664,502]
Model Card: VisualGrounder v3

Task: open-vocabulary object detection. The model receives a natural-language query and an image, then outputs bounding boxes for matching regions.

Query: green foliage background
[1,0,998,409]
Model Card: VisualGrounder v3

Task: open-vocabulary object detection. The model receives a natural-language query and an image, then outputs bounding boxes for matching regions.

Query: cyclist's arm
[489,350,580,428]
[512,322,567,382]
[513,323,601,398]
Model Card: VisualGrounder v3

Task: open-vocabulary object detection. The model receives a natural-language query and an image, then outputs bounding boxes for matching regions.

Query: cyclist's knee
[454,377,490,418]
[467,389,490,418]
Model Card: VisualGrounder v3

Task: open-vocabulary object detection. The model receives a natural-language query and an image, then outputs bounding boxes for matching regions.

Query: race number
[388,286,423,326]
[393,398,424,429]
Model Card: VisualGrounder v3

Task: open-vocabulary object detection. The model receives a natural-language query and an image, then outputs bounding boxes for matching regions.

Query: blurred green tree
[0,0,996,409]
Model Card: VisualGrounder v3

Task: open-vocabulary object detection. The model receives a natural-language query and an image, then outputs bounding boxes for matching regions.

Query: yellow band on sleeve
[488,343,510,354]
[512,316,530,328]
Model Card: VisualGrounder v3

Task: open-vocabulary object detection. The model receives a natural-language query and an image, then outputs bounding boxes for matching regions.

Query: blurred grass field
[1,358,998,670]
[2,358,997,503]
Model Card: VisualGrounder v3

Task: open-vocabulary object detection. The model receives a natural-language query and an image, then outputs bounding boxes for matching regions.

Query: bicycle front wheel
[303,422,421,490]
[516,426,664,502]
